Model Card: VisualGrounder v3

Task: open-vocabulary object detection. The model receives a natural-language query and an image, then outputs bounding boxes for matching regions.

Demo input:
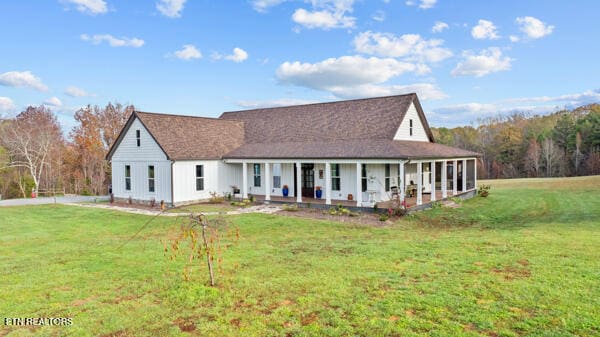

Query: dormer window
[136,130,141,147]
[409,119,413,136]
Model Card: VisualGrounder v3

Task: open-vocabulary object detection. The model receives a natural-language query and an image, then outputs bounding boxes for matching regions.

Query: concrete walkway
[0,195,109,207]
[65,202,282,217]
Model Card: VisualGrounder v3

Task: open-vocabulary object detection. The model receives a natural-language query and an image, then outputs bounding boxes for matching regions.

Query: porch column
[325,162,332,205]
[462,159,467,192]
[265,162,271,201]
[416,162,423,205]
[474,158,478,189]
[441,160,447,198]
[430,161,436,201]
[242,162,248,200]
[296,162,302,203]
[399,162,405,203]
[356,162,362,207]
[452,160,458,195]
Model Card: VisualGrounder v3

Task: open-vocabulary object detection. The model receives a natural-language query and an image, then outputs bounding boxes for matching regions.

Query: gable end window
[409,119,413,136]
[125,165,131,191]
[148,165,155,192]
[331,164,341,191]
[253,164,261,187]
[136,130,141,147]
[196,165,204,191]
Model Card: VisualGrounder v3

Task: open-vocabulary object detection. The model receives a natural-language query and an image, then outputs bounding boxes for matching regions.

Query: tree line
[432,104,600,179]
[0,103,133,199]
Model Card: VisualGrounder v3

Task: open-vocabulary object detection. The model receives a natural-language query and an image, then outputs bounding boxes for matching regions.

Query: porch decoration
[315,186,322,199]
[282,184,289,197]
[347,193,353,201]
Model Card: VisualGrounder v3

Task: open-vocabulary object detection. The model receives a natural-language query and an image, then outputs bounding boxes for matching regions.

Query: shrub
[379,214,389,221]
[209,191,225,204]
[478,184,491,197]
[449,197,463,204]
[430,201,442,209]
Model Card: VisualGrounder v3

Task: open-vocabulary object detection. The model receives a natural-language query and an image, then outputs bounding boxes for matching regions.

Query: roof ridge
[220,93,416,116]
[136,110,241,122]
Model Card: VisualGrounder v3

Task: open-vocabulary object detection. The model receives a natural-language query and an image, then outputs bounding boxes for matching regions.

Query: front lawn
[1,176,599,336]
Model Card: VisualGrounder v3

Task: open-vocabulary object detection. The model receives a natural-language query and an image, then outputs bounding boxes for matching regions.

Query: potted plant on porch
[315,186,322,199]
[282,184,289,197]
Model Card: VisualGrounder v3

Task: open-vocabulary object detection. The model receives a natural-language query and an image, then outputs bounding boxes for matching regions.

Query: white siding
[111,117,172,203]
[393,102,430,142]
[172,160,220,204]
[245,163,296,197]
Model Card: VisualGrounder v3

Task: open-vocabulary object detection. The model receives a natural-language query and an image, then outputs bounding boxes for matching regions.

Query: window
[361,164,367,192]
[253,164,261,187]
[385,164,391,191]
[331,164,340,191]
[196,165,204,191]
[148,165,155,192]
[272,164,281,188]
[125,165,131,191]
[409,119,413,136]
[136,130,141,147]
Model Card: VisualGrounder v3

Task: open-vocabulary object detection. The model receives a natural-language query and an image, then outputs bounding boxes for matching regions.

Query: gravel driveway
[0,195,109,207]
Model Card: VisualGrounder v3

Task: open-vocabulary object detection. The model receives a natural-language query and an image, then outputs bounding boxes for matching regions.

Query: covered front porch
[225,158,478,209]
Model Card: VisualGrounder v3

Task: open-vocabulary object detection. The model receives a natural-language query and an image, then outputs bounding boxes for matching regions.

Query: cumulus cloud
[451,47,513,77]
[172,44,202,60]
[292,0,356,30]
[237,98,319,109]
[156,0,186,18]
[353,31,452,63]
[432,21,449,33]
[405,0,437,9]
[471,19,499,40]
[516,16,554,39]
[212,48,249,63]
[44,97,63,107]
[372,10,385,22]
[65,86,92,97]
[327,83,447,100]
[251,0,287,12]
[0,71,48,92]
[504,89,600,105]
[80,34,145,47]
[61,0,107,15]
[0,97,16,112]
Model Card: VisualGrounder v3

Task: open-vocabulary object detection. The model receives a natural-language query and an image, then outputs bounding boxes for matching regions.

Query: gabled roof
[106,111,244,160]
[220,93,435,143]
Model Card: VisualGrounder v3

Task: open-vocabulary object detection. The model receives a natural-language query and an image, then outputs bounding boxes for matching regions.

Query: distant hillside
[431,104,600,179]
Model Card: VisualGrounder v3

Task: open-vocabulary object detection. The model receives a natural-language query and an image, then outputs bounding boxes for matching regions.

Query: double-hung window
[331,164,340,191]
[196,165,204,191]
[272,164,281,188]
[361,164,368,192]
[253,164,261,187]
[148,165,155,192]
[125,165,131,191]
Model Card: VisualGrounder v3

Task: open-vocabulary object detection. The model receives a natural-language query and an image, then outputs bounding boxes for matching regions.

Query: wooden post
[356,162,362,207]
[474,158,478,189]
[442,160,447,198]
[417,162,422,205]
[430,161,436,201]
[462,159,467,192]
[242,162,248,200]
[265,162,271,201]
[399,162,405,203]
[325,162,332,205]
[296,162,302,203]
[453,160,458,195]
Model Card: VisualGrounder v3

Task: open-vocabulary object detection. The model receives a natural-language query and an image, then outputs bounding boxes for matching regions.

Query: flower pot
[347,194,353,201]
[282,187,289,197]
[315,189,322,199]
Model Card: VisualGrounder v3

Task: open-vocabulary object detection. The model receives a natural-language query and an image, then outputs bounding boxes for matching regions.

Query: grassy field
[1,176,599,336]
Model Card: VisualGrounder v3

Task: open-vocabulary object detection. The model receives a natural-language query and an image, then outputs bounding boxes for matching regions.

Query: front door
[301,164,314,198]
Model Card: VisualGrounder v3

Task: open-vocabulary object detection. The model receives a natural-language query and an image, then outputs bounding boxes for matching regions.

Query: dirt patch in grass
[72,295,98,307]
[173,317,196,332]
[491,265,531,280]
[278,208,396,226]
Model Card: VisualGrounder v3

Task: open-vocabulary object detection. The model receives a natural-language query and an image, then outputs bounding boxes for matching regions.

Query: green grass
[167,202,238,214]
[1,176,600,336]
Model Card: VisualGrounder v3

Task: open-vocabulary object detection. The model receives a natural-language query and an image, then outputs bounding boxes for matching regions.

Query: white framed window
[272,164,281,188]
[253,164,261,187]
[125,165,131,191]
[331,164,340,191]
[148,165,155,192]
[196,165,204,191]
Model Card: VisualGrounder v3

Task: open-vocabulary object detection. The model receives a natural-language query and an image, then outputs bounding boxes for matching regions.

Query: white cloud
[65,86,91,97]
[172,44,202,60]
[353,31,452,63]
[471,19,499,40]
[156,0,186,18]
[237,98,319,109]
[509,35,520,42]
[0,97,16,112]
[504,89,600,105]
[406,0,437,9]
[292,0,356,30]
[328,83,447,100]
[251,0,286,12]
[372,10,385,22]
[61,0,107,15]
[277,55,424,90]
[211,48,249,63]
[44,97,63,107]
[80,34,144,48]
[516,16,554,39]
[451,47,513,77]
[431,21,449,33]
[0,71,48,92]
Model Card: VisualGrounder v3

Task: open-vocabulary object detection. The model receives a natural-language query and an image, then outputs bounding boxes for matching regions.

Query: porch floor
[254,189,472,209]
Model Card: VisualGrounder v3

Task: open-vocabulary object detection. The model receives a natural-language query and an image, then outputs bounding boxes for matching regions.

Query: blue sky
[1,0,599,132]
